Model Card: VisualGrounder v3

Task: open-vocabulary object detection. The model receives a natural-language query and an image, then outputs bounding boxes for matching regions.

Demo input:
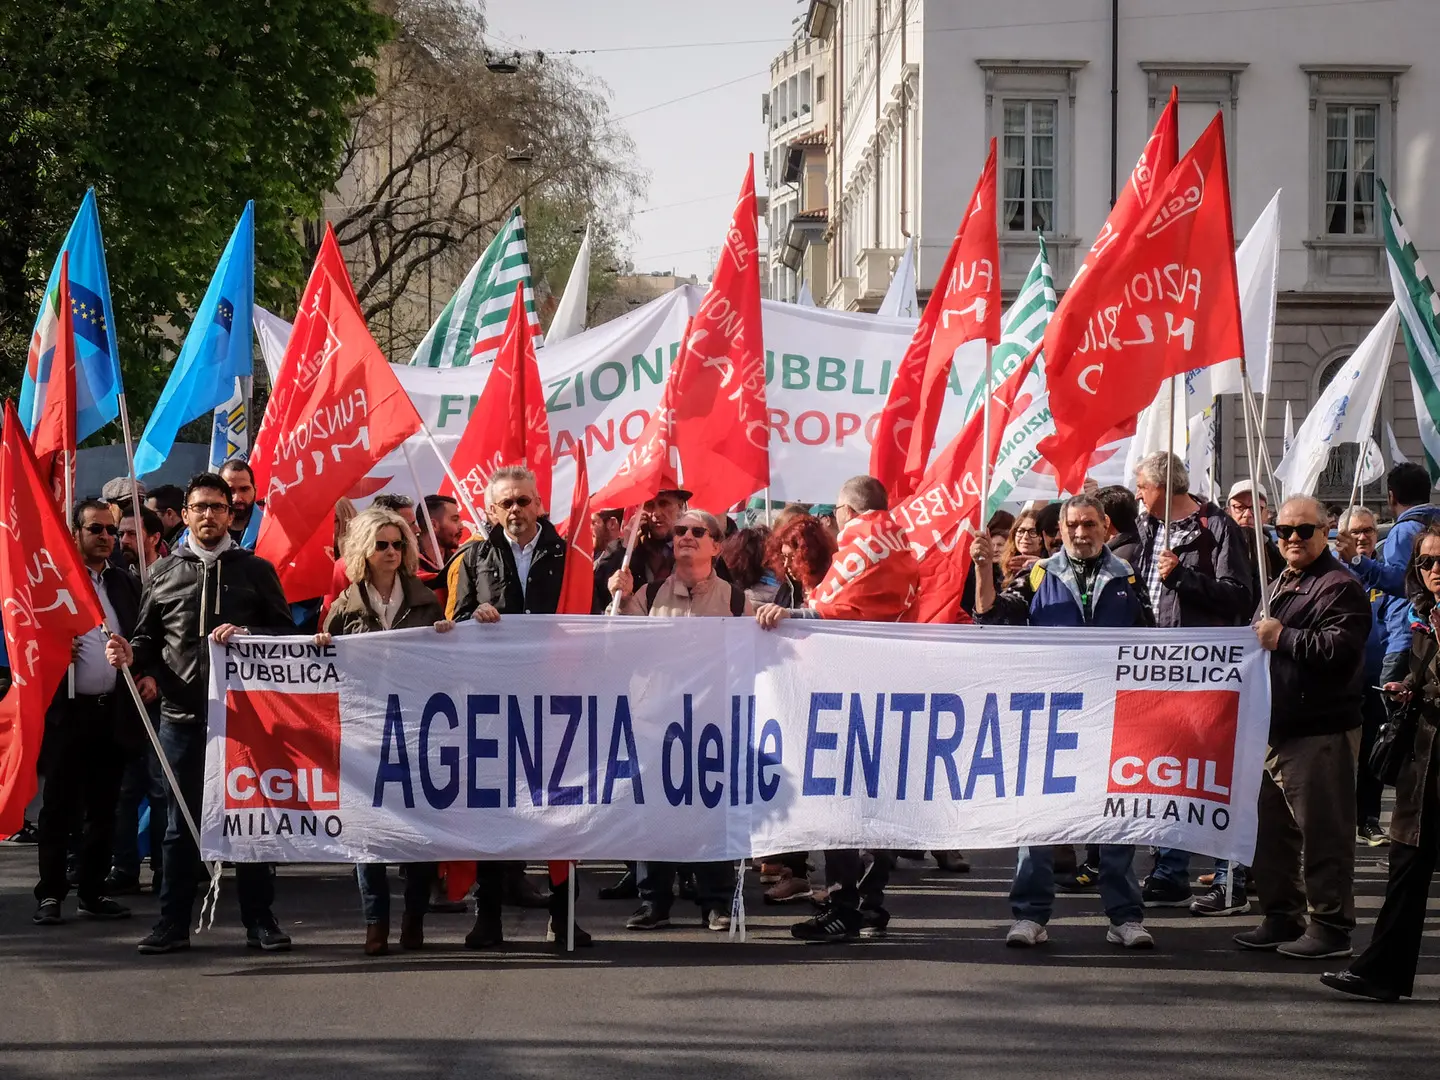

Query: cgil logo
[1107,688,1237,805]
[224,688,342,811]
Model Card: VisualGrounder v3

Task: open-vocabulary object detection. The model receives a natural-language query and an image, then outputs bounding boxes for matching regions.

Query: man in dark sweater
[1239,494,1372,960]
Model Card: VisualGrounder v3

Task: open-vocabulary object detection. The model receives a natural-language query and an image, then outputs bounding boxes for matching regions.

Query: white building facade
[807,0,1440,500]
[763,35,831,303]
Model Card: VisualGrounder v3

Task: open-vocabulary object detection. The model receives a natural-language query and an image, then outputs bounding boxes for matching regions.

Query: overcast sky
[486,0,797,278]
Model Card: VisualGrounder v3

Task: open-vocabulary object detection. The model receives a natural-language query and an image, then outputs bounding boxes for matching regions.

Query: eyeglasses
[1417,554,1440,573]
[1274,523,1319,541]
[82,524,119,537]
[373,539,406,552]
[186,501,230,516]
[496,496,533,510]
[673,525,713,539]
[1349,526,1378,537]
[1014,526,1040,537]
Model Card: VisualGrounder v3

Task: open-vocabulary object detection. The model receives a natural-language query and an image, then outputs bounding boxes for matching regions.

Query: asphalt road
[0,843,1435,1079]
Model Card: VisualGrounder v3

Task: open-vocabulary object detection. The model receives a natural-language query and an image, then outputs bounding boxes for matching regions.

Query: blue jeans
[1012,844,1143,926]
[157,720,275,930]
[357,863,436,925]
[1150,848,1192,886]
[1210,860,1249,890]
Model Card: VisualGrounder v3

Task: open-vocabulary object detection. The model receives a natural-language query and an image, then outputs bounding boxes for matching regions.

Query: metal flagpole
[980,343,994,519]
[1162,376,1177,550]
[566,861,576,952]
[401,441,444,567]
[115,393,150,586]
[764,487,772,528]
[418,424,484,535]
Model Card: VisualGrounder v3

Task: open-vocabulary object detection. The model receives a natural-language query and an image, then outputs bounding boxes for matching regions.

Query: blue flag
[21,189,124,442]
[135,202,255,475]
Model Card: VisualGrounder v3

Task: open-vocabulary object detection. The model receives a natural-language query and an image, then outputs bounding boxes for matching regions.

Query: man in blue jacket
[1336,463,1440,712]
[971,494,1156,950]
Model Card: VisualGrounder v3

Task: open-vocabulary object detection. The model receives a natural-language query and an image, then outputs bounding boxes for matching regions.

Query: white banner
[202,620,1269,865]
[370,287,988,509]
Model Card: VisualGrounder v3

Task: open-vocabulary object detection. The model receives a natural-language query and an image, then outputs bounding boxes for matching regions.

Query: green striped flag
[1380,180,1440,482]
[410,208,541,367]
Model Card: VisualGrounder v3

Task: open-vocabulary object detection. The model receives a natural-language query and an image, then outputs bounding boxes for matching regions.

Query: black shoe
[1357,821,1389,847]
[64,863,79,888]
[246,920,292,952]
[676,873,698,902]
[1056,864,1100,893]
[502,866,551,909]
[1141,876,1192,908]
[137,922,191,954]
[933,851,970,873]
[1234,916,1307,951]
[1321,970,1400,1003]
[32,898,62,925]
[103,871,142,896]
[624,904,672,931]
[78,896,131,920]
[791,903,861,943]
[3,820,40,844]
[598,869,638,901]
[1188,883,1251,916]
[546,917,594,947]
[858,906,890,939]
[464,913,504,949]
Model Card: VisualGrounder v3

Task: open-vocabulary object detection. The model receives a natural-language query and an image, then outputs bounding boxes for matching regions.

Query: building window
[816,75,825,103]
[1002,100,1056,233]
[1325,104,1378,236]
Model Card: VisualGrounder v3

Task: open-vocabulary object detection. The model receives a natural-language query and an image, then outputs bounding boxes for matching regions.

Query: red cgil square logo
[223,689,341,810]
[1108,689,1238,805]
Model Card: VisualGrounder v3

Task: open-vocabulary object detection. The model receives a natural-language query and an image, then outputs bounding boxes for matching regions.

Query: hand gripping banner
[203,619,1270,865]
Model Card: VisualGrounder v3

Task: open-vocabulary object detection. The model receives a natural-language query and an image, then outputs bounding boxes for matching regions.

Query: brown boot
[364,921,389,956]
[399,911,425,950]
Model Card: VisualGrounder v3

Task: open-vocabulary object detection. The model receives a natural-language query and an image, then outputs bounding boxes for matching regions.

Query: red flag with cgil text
[0,400,106,835]
[251,225,362,494]
[1039,111,1242,494]
[895,348,1039,624]
[871,141,1002,502]
[441,281,552,517]
[31,254,77,511]
[253,269,424,600]
[593,159,767,512]
[555,445,595,615]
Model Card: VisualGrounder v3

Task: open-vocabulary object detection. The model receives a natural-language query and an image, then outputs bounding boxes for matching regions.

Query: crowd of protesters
[5,451,1440,1004]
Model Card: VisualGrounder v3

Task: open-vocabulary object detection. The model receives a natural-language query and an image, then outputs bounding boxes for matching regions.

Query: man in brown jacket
[1241,494,1372,959]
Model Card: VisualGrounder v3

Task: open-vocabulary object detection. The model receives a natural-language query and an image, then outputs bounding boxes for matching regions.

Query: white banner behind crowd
[202,620,1270,865]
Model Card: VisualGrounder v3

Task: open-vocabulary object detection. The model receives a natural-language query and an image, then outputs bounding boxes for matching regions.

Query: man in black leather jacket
[106,473,296,954]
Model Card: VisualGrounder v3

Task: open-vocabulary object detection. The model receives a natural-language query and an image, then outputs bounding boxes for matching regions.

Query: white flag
[796,281,817,308]
[252,305,292,383]
[1358,436,1387,487]
[1283,400,1295,456]
[878,236,918,319]
[1183,191,1281,412]
[1124,376,1190,485]
[1187,408,1219,502]
[1275,303,1399,496]
[547,224,591,345]
[1387,422,1409,465]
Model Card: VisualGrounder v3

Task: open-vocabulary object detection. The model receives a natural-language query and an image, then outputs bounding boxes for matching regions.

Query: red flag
[555,445,594,615]
[871,142,1002,501]
[593,159,767,511]
[1039,112,1242,493]
[31,254,77,510]
[0,400,107,835]
[252,225,361,493]
[902,140,1002,483]
[809,510,920,622]
[894,349,1039,624]
[440,282,552,515]
[253,269,424,599]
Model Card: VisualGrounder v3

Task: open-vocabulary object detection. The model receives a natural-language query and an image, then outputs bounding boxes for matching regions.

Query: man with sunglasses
[32,500,151,928]
[105,473,296,954]
[1242,495,1371,959]
[445,465,571,945]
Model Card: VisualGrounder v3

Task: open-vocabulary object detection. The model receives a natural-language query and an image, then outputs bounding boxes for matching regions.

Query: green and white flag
[410,208,541,367]
[1380,179,1440,483]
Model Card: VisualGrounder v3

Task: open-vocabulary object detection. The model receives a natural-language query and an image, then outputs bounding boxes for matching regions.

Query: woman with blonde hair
[314,505,454,954]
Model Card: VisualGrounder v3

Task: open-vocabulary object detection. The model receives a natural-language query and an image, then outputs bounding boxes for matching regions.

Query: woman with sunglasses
[1324,522,1440,1002]
[315,506,454,955]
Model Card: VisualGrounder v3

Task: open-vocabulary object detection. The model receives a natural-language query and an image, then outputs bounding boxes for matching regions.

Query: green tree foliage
[0,0,391,430]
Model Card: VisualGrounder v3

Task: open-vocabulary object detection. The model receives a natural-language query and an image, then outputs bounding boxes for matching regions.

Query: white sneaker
[1107,921,1154,949]
[1005,919,1048,947]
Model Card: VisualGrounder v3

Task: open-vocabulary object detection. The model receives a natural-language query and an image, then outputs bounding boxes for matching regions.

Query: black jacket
[1136,500,1256,627]
[1393,627,1440,848]
[447,519,568,619]
[1267,548,1372,741]
[129,544,294,726]
[1108,531,1143,567]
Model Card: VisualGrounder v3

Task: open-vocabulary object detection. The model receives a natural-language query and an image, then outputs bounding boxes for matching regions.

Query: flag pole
[417,424,485,536]
[401,441,444,567]
[980,343,994,519]
[115,392,150,586]
[608,509,643,615]
[1346,446,1365,517]
[566,860,576,953]
[1162,376,1177,551]
[66,446,76,700]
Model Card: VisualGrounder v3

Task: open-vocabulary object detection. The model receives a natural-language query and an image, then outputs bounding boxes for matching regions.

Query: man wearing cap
[1227,479,1284,583]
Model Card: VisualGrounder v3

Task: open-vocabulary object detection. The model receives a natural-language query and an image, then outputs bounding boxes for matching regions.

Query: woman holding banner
[315,505,455,956]
[1325,523,1440,1002]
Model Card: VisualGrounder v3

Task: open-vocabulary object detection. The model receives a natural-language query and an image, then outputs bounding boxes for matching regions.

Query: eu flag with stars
[135,202,255,475]
[21,189,124,442]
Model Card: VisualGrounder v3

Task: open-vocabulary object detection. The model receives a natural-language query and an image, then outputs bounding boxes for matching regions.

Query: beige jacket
[621,572,754,618]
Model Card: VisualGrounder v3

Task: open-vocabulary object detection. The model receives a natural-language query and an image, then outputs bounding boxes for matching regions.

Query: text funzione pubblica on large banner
[201,619,1270,866]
